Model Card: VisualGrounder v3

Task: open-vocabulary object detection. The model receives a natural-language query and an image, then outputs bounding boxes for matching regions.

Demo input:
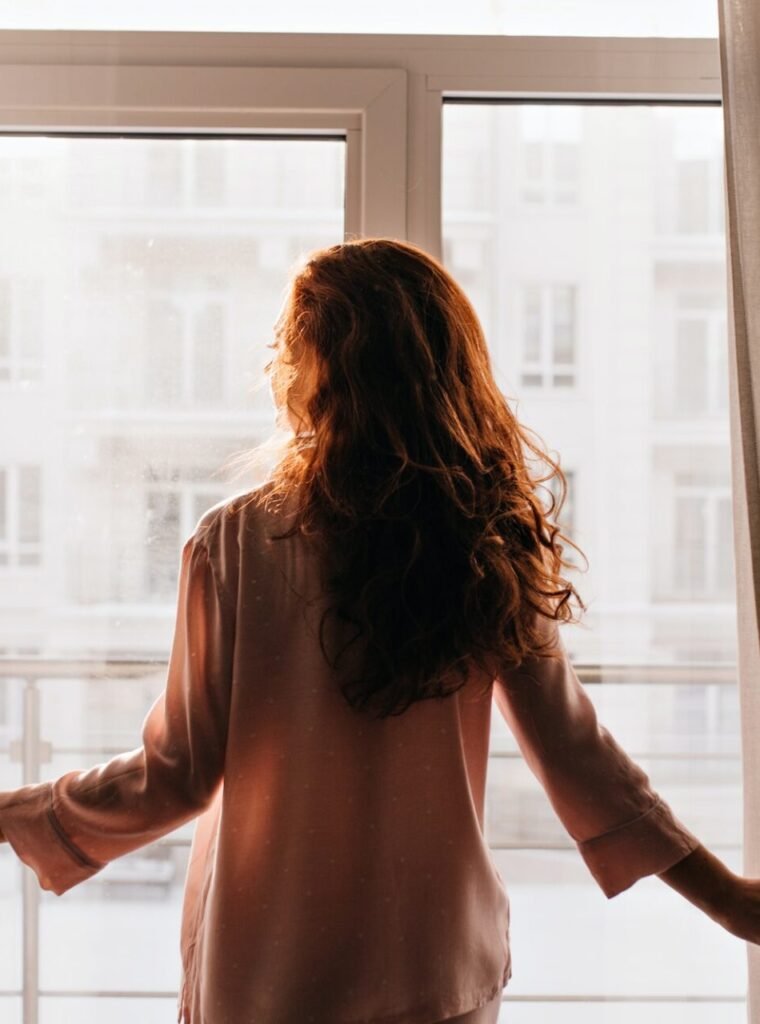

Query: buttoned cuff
[0,781,106,896]
[575,796,702,899]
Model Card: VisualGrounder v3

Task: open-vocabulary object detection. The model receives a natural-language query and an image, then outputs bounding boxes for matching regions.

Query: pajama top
[0,481,702,1024]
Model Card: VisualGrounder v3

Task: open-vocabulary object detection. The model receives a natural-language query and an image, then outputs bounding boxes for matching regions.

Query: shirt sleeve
[0,528,235,897]
[492,612,701,899]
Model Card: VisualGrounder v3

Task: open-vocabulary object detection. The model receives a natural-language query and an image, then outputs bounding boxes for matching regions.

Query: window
[0,31,740,1024]
[520,283,577,388]
[672,474,734,599]
[144,293,227,407]
[444,96,739,1015]
[674,293,729,417]
[0,277,45,383]
[519,105,582,206]
[652,450,735,606]
[144,483,227,601]
[0,464,42,566]
[655,107,725,236]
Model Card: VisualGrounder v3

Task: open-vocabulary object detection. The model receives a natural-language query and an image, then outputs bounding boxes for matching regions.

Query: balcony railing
[0,658,743,1023]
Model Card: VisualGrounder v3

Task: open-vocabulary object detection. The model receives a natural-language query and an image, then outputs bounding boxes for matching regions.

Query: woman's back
[178,487,512,1023]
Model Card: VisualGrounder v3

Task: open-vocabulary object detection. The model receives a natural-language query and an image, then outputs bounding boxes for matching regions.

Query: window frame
[0,31,720,263]
[0,24,731,1019]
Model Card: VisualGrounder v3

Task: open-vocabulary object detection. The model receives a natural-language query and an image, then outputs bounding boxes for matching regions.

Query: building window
[144,142,183,206]
[0,277,45,384]
[144,482,227,601]
[655,109,725,236]
[193,143,227,206]
[520,283,577,389]
[673,477,734,598]
[653,290,729,420]
[0,464,42,567]
[674,292,728,417]
[518,105,581,206]
[144,293,227,407]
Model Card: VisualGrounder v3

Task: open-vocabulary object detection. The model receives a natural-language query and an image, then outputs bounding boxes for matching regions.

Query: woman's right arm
[492,611,702,899]
[492,610,760,939]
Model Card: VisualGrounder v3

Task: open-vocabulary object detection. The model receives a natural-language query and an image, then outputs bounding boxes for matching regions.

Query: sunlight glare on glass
[0,0,718,36]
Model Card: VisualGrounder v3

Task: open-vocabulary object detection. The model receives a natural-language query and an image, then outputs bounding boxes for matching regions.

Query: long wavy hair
[238,237,588,719]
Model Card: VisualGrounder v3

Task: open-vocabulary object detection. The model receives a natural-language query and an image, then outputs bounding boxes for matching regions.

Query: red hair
[238,237,587,718]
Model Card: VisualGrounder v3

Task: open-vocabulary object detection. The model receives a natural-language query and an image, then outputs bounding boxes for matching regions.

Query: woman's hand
[716,876,760,944]
[658,843,754,938]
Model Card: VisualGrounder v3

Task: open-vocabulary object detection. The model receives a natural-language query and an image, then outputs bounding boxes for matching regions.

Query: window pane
[552,285,575,365]
[674,494,707,591]
[443,100,741,1009]
[144,489,181,600]
[523,287,542,362]
[192,302,225,404]
[675,318,709,415]
[677,159,711,233]
[0,278,9,363]
[0,1,718,35]
[144,298,182,406]
[0,132,343,1001]
[18,465,41,544]
[0,469,6,540]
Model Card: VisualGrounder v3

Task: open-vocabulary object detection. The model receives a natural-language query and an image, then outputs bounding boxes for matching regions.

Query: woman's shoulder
[192,478,297,552]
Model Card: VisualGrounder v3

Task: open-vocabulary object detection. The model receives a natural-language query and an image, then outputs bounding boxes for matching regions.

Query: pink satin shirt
[0,482,701,1023]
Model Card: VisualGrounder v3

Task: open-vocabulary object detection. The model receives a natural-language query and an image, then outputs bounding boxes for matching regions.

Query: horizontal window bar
[0,129,347,142]
[9,745,738,762]
[0,658,739,685]
[0,990,742,1003]
[443,96,723,108]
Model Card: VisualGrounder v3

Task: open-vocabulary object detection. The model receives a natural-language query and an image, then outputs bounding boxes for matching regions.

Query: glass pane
[144,298,182,406]
[145,490,181,600]
[0,132,343,1005]
[677,159,711,233]
[192,302,225,404]
[444,101,733,659]
[17,464,41,544]
[523,287,542,362]
[0,1,719,35]
[0,469,6,540]
[674,494,707,592]
[444,100,741,1008]
[40,999,179,1024]
[675,318,708,415]
[0,278,9,361]
[552,284,575,364]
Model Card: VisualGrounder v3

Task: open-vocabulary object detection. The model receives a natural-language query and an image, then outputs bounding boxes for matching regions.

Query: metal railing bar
[22,745,743,761]
[1,837,742,851]
[0,990,743,1003]
[0,658,739,685]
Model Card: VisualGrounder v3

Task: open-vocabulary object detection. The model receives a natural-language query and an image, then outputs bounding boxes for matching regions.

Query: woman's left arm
[0,521,235,895]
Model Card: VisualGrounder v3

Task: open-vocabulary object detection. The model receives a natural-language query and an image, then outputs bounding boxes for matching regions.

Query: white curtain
[718,1,760,1019]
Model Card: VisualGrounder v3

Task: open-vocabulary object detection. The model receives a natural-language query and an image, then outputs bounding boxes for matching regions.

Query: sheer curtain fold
[718,2,760,1019]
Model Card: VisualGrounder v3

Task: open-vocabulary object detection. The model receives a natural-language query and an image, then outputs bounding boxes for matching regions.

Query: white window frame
[0,32,720,264]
